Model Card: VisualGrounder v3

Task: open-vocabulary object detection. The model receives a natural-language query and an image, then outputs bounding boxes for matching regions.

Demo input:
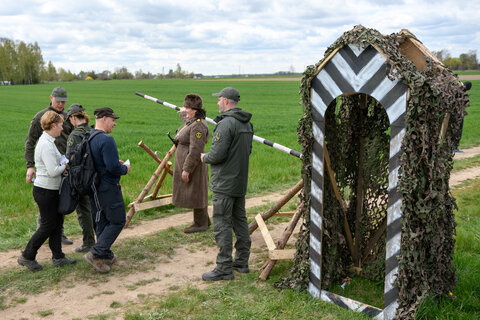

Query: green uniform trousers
[212,193,251,272]
[76,194,95,247]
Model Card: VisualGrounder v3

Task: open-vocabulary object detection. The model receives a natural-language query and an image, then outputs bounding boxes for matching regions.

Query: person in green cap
[24,87,74,245]
[200,87,254,281]
[65,104,96,252]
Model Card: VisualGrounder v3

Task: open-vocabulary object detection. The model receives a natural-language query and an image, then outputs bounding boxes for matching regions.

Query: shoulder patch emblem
[196,132,202,139]
[212,132,220,143]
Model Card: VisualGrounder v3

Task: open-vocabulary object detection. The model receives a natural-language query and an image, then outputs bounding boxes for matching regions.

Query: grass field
[0,78,479,319]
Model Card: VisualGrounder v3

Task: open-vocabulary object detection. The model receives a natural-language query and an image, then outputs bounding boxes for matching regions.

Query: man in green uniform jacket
[24,87,74,245]
[65,104,96,252]
[201,87,253,281]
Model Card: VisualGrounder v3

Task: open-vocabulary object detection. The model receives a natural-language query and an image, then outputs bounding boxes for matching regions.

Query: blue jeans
[90,181,125,259]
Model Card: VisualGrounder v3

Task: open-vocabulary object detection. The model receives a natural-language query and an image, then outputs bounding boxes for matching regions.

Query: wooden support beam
[324,146,355,259]
[124,144,177,228]
[274,211,295,217]
[268,249,296,260]
[438,113,451,146]
[152,162,171,199]
[128,193,173,208]
[134,196,173,212]
[138,141,173,175]
[361,218,387,265]
[259,201,304,280]
[255,214,276,251]
[249,179,303,234]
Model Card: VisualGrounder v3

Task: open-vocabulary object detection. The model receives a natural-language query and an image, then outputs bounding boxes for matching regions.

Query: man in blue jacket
[84,107,130,273]
[201,87,253,281]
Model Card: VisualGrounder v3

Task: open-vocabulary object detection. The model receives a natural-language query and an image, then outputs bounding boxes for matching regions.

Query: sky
[1,0,479,76]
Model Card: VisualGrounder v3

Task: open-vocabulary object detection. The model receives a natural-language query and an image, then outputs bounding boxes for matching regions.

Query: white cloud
[1,0,479,75]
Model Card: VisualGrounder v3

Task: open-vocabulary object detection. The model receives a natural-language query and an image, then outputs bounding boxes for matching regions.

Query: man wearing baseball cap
[84,107,130,273]
[200,87,254,281]
[24,87,74,245]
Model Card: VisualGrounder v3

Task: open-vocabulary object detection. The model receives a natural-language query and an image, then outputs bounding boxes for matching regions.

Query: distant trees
[433,49,479,70]
[0,38,45,84]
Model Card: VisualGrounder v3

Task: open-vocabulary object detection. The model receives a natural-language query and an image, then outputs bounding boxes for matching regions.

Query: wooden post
[152,161,172,199]
[248,179,303,234]
[354,94,367,267]
[259,201,304,280]
[124,144,177,228]
[138,141,173,175]
[438,113,451,145]
[324,146,355,259]
[361,218,387,265]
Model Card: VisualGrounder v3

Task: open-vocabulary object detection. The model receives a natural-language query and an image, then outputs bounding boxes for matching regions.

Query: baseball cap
[51,87,68,102]
[94,107,120,119]
[66,104,85,119]
[212,87,240,102]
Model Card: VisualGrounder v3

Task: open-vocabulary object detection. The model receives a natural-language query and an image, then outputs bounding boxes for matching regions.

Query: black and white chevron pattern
[307,44,407,320]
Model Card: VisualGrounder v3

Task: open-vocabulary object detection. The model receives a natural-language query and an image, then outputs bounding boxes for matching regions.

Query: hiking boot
[62,235,73,245]
[103,256,117,266]
[52,257,77,267]
[202,268,234,281]
[84,252,110,273]
[233,263,250,274]
[75,244,92,253]
[17,255,42,271]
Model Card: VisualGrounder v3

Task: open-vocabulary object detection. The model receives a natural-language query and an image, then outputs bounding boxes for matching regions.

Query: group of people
[20,85,254,281]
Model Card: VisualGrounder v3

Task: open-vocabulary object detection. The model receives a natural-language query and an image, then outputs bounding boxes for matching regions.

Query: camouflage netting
[275,25,470,319]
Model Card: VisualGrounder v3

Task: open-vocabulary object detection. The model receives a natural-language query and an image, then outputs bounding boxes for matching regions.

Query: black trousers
[23,186,65,260]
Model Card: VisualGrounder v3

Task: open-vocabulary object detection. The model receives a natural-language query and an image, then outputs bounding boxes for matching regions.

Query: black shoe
[18,255,42,271]
[233,264,250,273]
[52,257,77,267]
[455,149,464,154]
[62,235,73,245]
[75,245,92,253]
[202,268,234,281]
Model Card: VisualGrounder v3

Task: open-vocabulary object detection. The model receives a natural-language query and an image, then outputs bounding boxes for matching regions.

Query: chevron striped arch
[307,44,407,320]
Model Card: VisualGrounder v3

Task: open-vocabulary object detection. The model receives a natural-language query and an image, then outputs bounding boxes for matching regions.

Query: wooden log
[259,201,304,280]
[248,179,303,234]
[273,211,295,217]
[124,144,177,228]
[134,196,173,212]
[324,146,355,259]
[128,193,173,208]
[152,161,172,199]
[361,218,387,265]
[138,141,173,175]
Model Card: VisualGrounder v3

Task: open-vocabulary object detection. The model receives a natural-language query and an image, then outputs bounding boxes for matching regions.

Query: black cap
[94,107,120,119]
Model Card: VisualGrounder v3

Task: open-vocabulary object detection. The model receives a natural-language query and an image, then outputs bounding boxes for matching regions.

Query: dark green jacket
[24,104,73,168]
[203,108,253,197]
[66,123,92,158]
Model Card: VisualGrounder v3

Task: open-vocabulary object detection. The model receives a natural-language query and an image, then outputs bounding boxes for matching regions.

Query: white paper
[60,155,69,165]
[124,159,130,165]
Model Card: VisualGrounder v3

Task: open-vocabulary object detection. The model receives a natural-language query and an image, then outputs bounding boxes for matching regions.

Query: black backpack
[68,130,102,196]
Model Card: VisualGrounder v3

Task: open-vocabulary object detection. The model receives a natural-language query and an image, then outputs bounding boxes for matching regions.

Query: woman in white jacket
[18,111,77,271]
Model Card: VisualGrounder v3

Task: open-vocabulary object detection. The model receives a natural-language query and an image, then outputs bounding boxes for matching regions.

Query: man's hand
[125,164,131,174]
[181,170,189,183]
[26,167,36,184]
[200,153,205,162]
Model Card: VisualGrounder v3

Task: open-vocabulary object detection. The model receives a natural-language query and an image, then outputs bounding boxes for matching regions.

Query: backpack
[68,130,102,196]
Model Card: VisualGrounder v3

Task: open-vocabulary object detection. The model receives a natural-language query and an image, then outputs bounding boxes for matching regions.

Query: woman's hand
[181,170,189,183]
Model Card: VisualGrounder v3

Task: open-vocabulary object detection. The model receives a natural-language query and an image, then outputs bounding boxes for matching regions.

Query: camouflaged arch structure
[306,43,407,319]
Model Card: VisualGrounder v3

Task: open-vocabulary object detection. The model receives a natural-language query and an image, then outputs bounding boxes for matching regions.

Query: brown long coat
[172,118,209,209]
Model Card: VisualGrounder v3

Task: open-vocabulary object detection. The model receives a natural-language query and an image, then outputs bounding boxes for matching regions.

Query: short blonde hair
[40,111,64,131]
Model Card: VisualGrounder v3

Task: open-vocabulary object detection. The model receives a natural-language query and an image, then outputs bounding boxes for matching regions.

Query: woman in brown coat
[172,94,210,233]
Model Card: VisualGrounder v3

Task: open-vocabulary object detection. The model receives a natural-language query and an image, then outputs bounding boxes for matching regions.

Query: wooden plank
[133,196,173,212]
[268,249,296,260]
[255,214,277,251]
[128,193,172,208]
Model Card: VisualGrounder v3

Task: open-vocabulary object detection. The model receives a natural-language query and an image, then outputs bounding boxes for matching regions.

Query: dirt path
[2,146,480,319]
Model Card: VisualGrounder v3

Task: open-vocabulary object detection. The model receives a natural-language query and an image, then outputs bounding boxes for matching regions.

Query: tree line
[0,38,196,85]
[433,49,479,70]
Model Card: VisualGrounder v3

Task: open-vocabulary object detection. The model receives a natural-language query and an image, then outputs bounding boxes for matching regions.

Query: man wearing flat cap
[24,87,74,245]
[201,87,254,281]
[65,104,96,253]
[83,107,130,273]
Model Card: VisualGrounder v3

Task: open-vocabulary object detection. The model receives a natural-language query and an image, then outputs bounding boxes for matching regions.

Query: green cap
[66,104,85,119]
[51,87,68,102]
[212,87,240,102]
[94,107,120,119]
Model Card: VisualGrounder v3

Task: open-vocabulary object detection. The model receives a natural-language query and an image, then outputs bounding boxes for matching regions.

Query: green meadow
[0,78,479,319]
